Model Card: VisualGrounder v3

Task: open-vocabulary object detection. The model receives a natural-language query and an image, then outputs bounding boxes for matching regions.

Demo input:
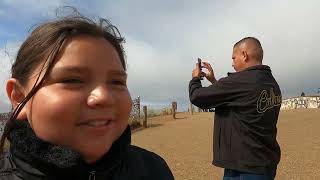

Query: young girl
[0,9,174,180]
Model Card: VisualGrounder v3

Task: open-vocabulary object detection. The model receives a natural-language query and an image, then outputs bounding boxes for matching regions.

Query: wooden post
[189,102,193,115]
[137,96,140,120]
[172,101,177,119]
[143,106,147,128]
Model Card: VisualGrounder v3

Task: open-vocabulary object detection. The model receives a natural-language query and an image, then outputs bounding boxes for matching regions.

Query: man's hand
[192,63,201,78]
[202,62,217,84]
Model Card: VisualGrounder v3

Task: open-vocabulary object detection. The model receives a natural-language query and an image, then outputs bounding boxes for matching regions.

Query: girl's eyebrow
[52,66,127,77]
[108,70,127,77]
[52,66,90,75]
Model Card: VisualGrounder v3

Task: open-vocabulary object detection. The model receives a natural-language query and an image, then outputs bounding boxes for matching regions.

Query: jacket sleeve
[189,77,249,109]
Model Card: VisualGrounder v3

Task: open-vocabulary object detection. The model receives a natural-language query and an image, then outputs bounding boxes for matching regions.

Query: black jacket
[0,121,174,180]
[189,65,281,174]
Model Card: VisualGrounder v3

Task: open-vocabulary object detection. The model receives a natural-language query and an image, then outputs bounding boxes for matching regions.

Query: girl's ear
[6,78,27,120]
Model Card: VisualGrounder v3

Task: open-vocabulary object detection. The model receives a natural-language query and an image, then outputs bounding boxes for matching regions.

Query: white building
[281,95,320,110]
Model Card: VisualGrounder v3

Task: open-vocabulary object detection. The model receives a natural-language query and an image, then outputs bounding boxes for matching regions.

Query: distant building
[281,95,320,110]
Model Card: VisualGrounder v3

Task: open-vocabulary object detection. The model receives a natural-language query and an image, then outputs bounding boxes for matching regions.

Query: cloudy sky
[0,0,319,112]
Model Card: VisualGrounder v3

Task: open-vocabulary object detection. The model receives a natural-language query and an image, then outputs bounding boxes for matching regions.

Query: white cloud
[96,0,320,105]
[0,0,72,23]
[1,0,320,110]
[3,0,64,14]
[125,37,189,102]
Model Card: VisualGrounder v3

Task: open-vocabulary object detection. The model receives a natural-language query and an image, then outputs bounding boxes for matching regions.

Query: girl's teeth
[87,121,109,126]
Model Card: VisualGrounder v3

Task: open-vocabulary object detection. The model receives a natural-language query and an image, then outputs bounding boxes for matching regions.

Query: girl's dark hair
[0,7,126,154]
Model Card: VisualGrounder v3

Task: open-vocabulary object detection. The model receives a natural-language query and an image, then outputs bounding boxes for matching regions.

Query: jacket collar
[9,120,131,178]
[227,65,271,76]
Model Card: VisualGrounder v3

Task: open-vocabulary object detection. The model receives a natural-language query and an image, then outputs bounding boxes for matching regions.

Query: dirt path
[132,109,320,180]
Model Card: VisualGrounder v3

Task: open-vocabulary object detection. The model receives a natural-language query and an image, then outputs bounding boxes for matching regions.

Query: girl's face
[18,36,132,163]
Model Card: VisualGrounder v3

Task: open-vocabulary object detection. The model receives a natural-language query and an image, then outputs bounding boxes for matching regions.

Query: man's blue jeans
[223,169,276,180]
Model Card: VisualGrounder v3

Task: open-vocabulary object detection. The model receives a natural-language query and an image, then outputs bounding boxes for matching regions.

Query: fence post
[143,106,147,128]
[189,102,194,115]
[137,96,140,120]
[172,101,177,119]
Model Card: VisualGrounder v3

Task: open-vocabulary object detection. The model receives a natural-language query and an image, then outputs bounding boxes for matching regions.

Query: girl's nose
[87,85,115,108]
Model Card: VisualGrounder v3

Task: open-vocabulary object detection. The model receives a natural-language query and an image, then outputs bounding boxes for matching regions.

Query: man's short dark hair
[234,37,263,62]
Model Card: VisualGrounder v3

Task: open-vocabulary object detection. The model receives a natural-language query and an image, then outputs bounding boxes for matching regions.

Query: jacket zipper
[89,170,96,180]
[87,160,122,179]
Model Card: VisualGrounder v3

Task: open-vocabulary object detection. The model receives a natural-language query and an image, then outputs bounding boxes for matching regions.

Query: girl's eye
[111,80,126,86]
[61,78,83,84]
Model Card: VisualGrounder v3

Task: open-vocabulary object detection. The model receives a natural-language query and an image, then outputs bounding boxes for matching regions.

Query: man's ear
[242,51,249,62]
[6,78,27,120]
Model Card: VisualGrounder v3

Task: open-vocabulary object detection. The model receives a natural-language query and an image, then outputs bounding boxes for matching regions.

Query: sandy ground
[131,109,320,180]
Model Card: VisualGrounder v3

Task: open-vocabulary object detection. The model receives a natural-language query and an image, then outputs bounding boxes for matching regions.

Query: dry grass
[132,109,320,180]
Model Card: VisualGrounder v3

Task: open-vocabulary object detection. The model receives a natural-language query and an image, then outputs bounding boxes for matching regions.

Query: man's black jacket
[189,65,282,173]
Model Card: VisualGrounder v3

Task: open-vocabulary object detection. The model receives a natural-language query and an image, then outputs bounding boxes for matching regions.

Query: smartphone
[198,58,202,70]
[197,58,204,80]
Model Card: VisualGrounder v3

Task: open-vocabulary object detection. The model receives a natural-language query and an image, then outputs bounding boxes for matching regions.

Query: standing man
[189,37,282,180]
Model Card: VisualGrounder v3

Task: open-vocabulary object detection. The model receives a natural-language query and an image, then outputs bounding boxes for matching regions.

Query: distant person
[189,37,282,180]
[0,7,174,180]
